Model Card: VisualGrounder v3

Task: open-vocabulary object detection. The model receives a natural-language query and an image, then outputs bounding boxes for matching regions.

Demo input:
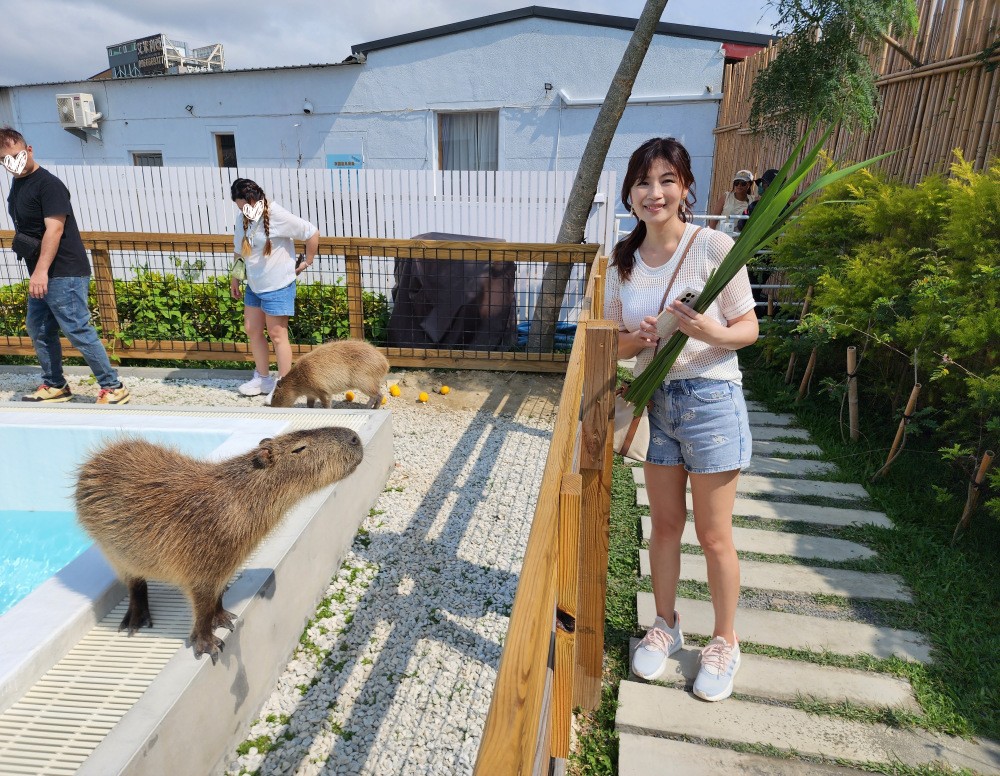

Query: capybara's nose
[349,432,362,447]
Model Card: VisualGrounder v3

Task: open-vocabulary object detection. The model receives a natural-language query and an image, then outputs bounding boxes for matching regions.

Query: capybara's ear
[252,442,275,469]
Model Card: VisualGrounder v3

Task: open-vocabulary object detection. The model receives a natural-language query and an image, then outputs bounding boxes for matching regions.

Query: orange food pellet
[344,391,355,402]
[418,392,429,403]
[439,386,450,395]
[389,384,401,397]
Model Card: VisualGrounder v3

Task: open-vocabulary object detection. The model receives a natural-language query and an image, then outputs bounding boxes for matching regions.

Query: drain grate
[0,583,188,775]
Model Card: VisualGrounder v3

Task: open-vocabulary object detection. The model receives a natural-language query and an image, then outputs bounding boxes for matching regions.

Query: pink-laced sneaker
[693,636,741,702]
[631,612,683,681]
[96,385,131,405]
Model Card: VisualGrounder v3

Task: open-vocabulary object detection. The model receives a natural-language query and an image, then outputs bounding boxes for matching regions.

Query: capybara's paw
[191,633,225,664]
[213,608,237,632]
[119,607,152,635]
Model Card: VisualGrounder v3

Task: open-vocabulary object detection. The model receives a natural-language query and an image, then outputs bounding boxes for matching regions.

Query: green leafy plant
[624,124,894,412]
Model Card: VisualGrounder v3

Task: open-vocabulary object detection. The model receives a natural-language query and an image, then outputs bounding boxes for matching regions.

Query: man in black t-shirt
[2,127,129,404]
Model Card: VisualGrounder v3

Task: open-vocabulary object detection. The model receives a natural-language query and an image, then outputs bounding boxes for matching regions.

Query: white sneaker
[693,636,741,702]
[239,371,275,396]
[631,612,683,681]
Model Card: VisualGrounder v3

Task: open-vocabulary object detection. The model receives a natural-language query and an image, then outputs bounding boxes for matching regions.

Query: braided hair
[230,178,272,257]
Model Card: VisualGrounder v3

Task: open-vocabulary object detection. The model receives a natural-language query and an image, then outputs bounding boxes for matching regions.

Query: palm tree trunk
[526,0,669,352]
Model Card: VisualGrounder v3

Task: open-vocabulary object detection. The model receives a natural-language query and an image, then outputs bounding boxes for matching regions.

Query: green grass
[571,363,999,773]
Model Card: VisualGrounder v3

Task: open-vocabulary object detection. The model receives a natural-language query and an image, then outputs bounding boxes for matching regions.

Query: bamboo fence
[710,0,1000,206]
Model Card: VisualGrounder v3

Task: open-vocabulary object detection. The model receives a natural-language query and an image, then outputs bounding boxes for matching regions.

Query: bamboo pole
[872,383,922,480]
[952,450,996,544]
[796,347,818,402]
[785,286,813,385]
[847,346,860,441]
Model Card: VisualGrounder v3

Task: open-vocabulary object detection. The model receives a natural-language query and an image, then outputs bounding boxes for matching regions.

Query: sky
[0,1,780,86]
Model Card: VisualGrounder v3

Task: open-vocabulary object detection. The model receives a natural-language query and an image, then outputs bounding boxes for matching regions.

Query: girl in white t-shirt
[229,178,319,397]
[605,138,758,702]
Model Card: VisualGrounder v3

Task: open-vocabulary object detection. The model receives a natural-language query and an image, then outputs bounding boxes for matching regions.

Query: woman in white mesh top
[605,137,758,702]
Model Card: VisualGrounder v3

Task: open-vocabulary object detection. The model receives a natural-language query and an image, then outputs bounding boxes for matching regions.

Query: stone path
[616,393,1000,775]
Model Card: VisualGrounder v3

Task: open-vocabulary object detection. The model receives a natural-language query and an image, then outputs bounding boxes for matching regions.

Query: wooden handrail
[474,256,617,774]
[0,231,599,264]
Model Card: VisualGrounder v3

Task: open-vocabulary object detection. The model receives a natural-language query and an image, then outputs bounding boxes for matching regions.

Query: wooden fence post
[345,253,365,340]
[90,248,120,336]
[574,321,617,710]
[551,473,582,761]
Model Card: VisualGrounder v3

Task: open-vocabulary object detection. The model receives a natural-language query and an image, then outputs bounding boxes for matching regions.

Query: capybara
[75,426,363,664]
[269,339,389,409]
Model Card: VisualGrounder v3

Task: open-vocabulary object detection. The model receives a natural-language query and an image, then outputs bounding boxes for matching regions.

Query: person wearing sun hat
[711,169,755,234]
[736,168,779,234]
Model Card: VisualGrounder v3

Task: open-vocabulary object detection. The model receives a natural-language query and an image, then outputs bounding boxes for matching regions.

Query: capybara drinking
[75,426,363,664]
[269,339,389,409]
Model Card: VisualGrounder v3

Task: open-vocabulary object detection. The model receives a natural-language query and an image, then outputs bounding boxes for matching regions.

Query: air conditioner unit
[55,93,103,129]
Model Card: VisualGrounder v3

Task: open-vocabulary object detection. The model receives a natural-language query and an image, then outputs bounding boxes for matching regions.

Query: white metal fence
[1,166,617,325]
[0,166,617,245]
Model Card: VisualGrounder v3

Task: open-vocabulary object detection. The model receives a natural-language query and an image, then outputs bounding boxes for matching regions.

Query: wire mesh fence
[0,232,598,372]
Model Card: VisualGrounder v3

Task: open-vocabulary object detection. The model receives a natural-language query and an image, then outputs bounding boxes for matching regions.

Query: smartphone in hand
[654,286,701,338]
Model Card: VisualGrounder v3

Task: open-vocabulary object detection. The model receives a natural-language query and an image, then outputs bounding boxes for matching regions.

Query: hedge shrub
[764,154,1000,521]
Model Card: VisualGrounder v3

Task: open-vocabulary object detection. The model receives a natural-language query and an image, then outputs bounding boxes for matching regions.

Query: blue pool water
[0,425,233,616]
[0,510,92,616]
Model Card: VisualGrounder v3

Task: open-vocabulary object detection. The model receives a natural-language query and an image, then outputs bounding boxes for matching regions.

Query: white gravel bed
[0,367,557,776]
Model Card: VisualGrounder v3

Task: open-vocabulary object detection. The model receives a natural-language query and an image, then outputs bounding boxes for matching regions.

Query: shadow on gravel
[249,380,554,775]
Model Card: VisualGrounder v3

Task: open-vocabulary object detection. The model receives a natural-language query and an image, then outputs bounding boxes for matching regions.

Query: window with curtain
[438,112,499,171]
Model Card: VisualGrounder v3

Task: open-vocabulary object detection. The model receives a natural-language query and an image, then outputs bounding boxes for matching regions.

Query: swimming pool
[0,424,234,616]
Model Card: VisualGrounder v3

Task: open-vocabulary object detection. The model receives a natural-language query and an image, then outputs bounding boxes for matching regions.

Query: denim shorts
[646,378,752,474]
[245,281,296,316]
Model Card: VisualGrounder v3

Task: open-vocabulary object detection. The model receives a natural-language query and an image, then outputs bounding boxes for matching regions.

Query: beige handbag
[614,387,650,461]
[612,227,703,462]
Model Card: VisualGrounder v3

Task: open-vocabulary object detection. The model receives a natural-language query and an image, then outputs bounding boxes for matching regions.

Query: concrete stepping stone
[728,496,891,528]
[642,518,876,562]
[637,594,931,662]
[751,425,810,441]
[634,494,891,529]
[638,552,910,601]
[634,456,838,481]
[746,456,838,477]
[617,682,1000,774]
[753,439,823,457]
[619,734,871,775]
[737,474,870,502]
[626,639,919,712]
[636,478,870,506]
[746,411,793,426]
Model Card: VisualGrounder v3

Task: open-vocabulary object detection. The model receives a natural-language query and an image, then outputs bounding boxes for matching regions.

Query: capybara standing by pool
[75,426,363,664]
[269,339,389,409]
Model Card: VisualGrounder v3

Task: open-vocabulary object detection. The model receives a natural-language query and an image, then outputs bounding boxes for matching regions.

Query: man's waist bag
[11,232,41,261]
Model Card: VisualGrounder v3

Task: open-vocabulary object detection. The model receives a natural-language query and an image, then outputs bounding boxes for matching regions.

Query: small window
[132,152,163,167]
[215,134,237,168]
[438,112,498,171]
